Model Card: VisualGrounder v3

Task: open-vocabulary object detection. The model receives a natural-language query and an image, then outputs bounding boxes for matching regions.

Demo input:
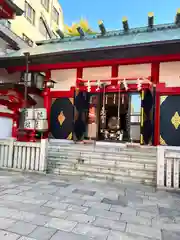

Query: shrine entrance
[73,76,153,144]
[98,92,129,142]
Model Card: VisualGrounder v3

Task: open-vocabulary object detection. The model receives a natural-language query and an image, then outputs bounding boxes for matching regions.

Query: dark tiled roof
[1,23,180,59]
[36,23,179,46]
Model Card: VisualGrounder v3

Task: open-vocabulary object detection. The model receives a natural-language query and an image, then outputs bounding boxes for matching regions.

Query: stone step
[48,145,157,153]
[48,149,157,158]
[47,167,156,186]
[48,158,156,170]
[48,141,157,186]
[48,141,156,147]
[48,152,157,162]
[48,161,156,174]
[49,140,156,149]
[48,154,156,165]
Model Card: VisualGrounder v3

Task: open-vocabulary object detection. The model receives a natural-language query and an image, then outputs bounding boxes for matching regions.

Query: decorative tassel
[122,94,124,104]
[123,78,128,90]
[100,107,106,124]
[137,78,142,91]
[113,94,116,104]
[87,80,91,92]
[105,95,108,104]
[96,80,101,91]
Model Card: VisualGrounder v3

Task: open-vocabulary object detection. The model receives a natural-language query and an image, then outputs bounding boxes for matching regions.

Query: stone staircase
[47,140,157,186]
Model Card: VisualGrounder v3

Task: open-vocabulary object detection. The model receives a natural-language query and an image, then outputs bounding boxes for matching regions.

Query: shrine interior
[86,92,141,142]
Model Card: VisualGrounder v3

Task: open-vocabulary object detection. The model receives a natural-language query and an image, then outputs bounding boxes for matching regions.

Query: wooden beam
[7,54,180,73]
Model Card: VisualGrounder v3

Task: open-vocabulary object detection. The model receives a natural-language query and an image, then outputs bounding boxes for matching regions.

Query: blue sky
[59,0,180,30]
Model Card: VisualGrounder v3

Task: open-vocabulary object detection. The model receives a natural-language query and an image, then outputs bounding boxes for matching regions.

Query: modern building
[0,0,28,84]
[9,0,64,46]
[0,0,27,54]
[0,0,47,139]
[0,0,28,139]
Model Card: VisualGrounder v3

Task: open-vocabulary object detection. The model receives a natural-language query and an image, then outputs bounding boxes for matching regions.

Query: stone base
[48,140,157,186]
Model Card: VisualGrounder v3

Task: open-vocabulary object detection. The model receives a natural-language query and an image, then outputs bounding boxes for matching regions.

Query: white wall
[159,62,180,87]
[83,67,111,80]
[51,69,77,91]
[0,117,13,139]
[118,64,151,78]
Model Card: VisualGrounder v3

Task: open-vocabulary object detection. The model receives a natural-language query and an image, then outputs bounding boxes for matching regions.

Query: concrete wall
[159,62,180,87]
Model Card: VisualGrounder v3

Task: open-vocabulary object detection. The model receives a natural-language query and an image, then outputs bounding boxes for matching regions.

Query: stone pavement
[0,172,179,239]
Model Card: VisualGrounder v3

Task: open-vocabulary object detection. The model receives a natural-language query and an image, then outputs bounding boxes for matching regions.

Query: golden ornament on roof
[64,18,97,36]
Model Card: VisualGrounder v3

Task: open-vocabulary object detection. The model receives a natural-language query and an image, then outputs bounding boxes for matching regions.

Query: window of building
[41,0,49,11]
[22,33,33,47]
[39,17,51,39]
[24,1,35,25]
[52,6,59,24]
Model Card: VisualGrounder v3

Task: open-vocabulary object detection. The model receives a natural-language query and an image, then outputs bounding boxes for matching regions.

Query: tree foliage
[64,18,97,36]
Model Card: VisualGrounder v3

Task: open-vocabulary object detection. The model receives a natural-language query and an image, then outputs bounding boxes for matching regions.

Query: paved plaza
[0,171,179,239]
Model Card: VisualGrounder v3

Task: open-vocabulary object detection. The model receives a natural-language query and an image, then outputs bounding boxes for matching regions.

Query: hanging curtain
[140,89,153,144]
[73,89,89,141]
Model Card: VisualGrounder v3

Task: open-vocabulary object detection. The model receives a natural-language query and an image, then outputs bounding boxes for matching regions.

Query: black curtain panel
[160,95,180,146]
[50,97,74,139]
[73,90,89,141]
[141,89,153,144]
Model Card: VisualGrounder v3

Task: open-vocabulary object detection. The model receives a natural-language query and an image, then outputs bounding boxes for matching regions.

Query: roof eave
[1,38,179,62]
[5,0,24,16]
[0,24,29,49]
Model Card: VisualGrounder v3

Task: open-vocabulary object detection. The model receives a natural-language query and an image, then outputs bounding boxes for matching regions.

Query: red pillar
[151,62,160,146]
[111,65,118,85]
[77,68,83,79]
[43,71,51,137]
[154,93,160,145]
[76,68,83,88]
[12,118,18,138]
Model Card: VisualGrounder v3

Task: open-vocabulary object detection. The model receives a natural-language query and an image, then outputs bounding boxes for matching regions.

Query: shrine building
[0,12,180,146]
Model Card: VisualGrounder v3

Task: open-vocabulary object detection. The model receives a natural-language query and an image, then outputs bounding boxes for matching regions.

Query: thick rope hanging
[117,81,121,128]
[100,84,106,125]
[77,77,151,91]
